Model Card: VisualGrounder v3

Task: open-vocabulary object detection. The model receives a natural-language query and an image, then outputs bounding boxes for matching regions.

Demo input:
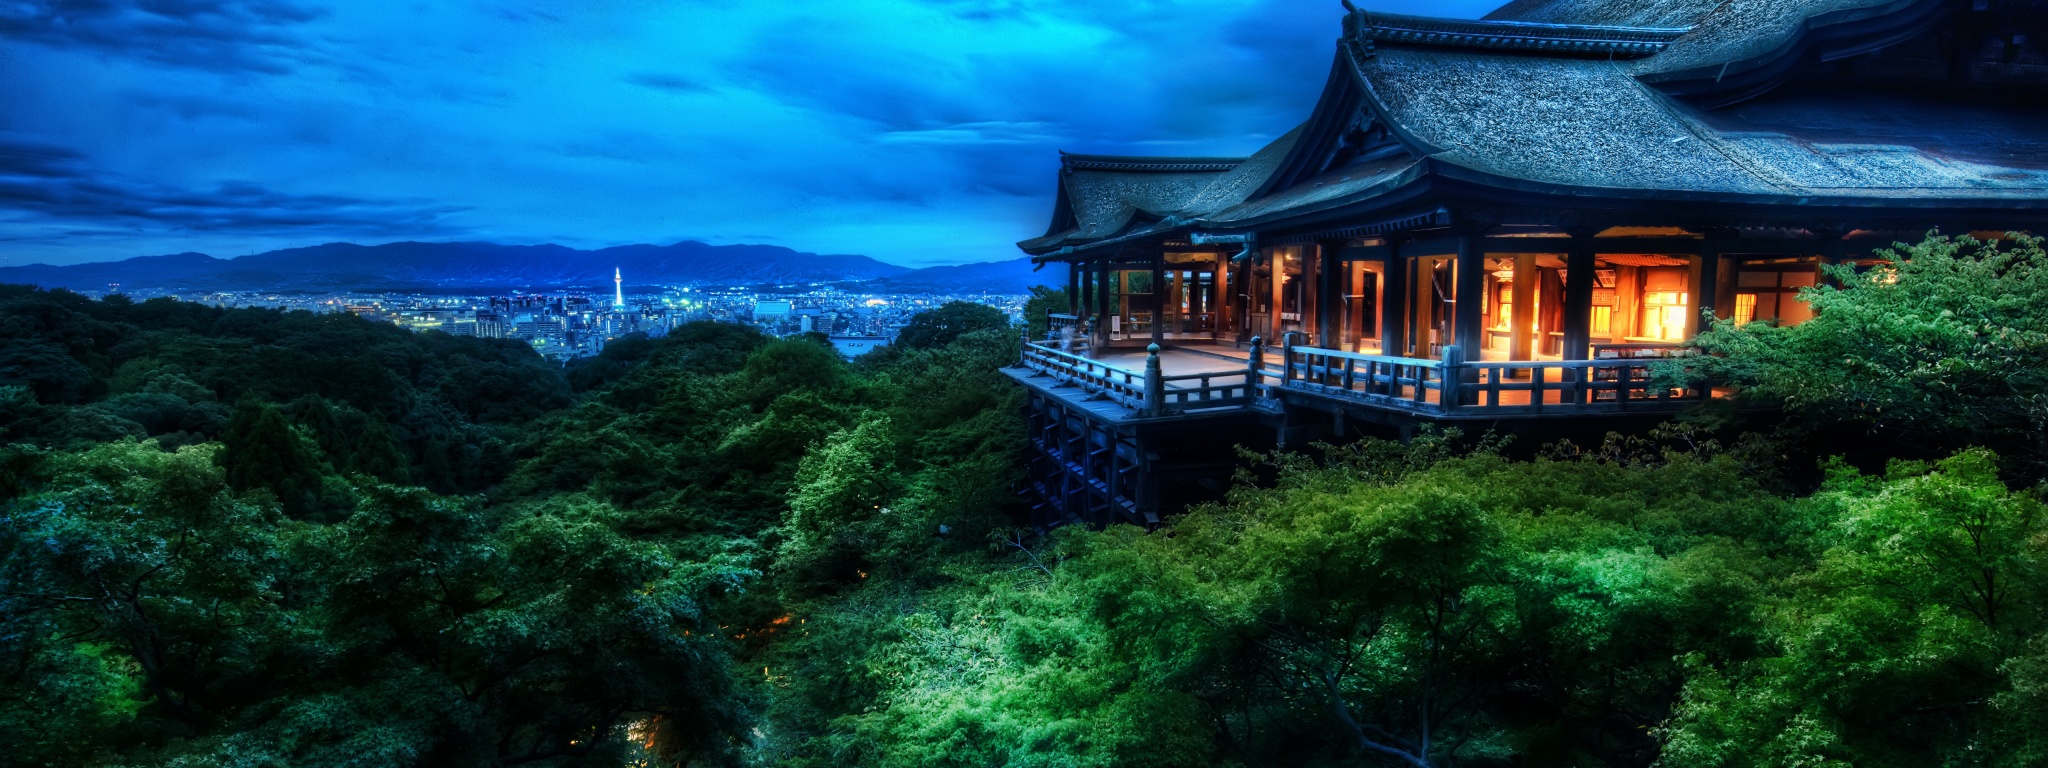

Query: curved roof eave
[1424,160,2048,219]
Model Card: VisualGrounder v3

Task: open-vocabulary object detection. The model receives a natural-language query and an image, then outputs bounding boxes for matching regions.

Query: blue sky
[0,0,1494,268]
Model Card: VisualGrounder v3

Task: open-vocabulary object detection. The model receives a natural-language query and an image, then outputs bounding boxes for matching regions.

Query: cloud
[0,137,466,241]
[0,0,1505,267]
[0,0,328,73]
[625,72,715,94]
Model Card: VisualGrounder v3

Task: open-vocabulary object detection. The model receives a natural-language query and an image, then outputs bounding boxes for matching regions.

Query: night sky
[0,0,1494,268]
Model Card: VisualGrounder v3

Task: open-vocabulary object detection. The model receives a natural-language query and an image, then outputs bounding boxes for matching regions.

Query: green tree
[1659,449,2047,768]
[218,395,328,517]
[895,301,1010,351]
[1022,285,1069,340]
[1686,233,2048,476]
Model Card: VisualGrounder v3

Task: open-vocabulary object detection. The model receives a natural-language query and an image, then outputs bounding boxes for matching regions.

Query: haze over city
[0,0,1492,269]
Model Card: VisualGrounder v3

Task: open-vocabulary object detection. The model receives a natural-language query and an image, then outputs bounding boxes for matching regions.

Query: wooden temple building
[1005,0,2048,527]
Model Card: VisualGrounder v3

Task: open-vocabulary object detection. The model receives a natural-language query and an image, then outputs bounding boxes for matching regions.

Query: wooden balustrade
[1021,341,1148,411]
[1273,344,1706,416]
[1044,313,1091,356]
[1273,344,1449,412]
[1022,341,1255,418]
[1022,338,1708,420]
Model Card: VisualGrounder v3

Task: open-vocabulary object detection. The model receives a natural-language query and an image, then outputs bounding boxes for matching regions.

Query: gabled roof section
[1486,0,1957,105]
[1338,1,2048,202]
[1018,132,1304,256]
[1485,0,1722,28]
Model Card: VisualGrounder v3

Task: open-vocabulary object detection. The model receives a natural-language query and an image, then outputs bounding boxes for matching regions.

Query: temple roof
[1483,0,1946,80]
[1022,0,2048,259]
[1018,128,1302,253]
[1340,0,2048,203]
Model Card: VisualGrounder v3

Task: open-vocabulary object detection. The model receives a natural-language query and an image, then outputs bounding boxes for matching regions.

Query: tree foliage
[1687,233,2048,475]
[8,267,2048,768]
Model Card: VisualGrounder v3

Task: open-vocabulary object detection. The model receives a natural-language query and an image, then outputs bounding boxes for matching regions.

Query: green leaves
[1688,234,2048,476]
[1660,449,2048,768]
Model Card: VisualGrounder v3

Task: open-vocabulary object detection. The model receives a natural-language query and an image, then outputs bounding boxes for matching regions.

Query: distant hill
[0,241,913,293]
[864,258,1058,295]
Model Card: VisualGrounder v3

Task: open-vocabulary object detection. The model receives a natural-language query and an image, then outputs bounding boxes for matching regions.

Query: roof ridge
[1347,11,1691,59]
[1060,153,1246,173]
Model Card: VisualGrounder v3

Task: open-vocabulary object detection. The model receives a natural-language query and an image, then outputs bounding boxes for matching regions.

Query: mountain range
[0,241,1056,295]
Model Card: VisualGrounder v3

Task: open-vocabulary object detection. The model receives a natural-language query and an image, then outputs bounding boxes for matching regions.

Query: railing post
[1439,345,1464,411]
[1019,327,1031,366]
[1143,343,1164,418]
[1247,336,1266,398]
[1281,331,1297,385]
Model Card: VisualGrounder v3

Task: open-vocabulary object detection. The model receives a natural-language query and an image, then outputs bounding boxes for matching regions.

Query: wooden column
[1150,250,1166,347]
[1562,233,1596,361]
[1269,248,1286,342]
[1073,262,1089,315]
[1215,254,1232,342]
[1453,233,1484,368]
[1414,257,1436,356]
[1509,252,1536,361]
[1327,239,1343,350]
[1694,241,1721,335]
[1381,237,1407,357]
[1095,259,1112,349]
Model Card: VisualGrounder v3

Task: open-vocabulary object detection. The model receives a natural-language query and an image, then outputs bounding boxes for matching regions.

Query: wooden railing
[1020,339,1255,418]
[1271,336,1707,416]
[1045,313,1091,356]
[1020,340,1148,411]
[1274,335,1448,412]
[1018,332,1707,420]
[1448,357,1704,415]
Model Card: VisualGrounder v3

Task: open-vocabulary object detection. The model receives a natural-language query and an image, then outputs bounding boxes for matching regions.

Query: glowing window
[1734,294,1757,325]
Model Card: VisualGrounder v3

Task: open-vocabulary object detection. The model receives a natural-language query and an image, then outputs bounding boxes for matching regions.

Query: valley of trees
[3,235,2047,767]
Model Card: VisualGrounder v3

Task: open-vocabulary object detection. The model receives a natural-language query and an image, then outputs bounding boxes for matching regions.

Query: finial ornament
[1341,0,1358,11]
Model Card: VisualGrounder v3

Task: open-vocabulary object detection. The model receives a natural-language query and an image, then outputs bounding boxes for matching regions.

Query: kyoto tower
[613,267,625,309]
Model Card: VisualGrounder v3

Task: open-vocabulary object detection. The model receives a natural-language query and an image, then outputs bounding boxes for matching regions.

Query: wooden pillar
[1230,259,1250,344]
[1381,237,1407,357]
[1694,243,1721,335]
[1150,251,1166,348]
[1453,233,1484,369]
[1269,247,1286,342]
[1612,266,1640,344]
[1317,239,1343,349]
[1509,252,1536,361]
[1215,254,1232,342]
[1073,262,1089,315]
[1414,257,1435,356]
[1562,233,1595,361]
[1095,259,1112,349]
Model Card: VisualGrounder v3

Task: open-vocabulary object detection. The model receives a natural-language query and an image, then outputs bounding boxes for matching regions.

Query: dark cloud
[625,72,716,94]
[0,0,328,73]
[0,137,465,240]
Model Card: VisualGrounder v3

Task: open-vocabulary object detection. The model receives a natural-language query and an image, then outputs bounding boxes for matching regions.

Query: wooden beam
[1339,244,1391,262]
[1406,236,1462,257]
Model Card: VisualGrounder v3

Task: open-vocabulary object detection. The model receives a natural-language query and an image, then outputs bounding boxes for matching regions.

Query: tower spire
[613,267,625,309]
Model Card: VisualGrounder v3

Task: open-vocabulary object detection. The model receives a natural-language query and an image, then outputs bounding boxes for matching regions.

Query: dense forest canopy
[3,236,2047,767]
